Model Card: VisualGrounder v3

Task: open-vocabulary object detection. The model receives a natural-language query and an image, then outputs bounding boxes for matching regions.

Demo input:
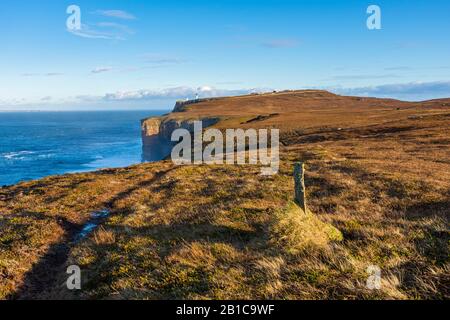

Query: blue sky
[1,0,450,110]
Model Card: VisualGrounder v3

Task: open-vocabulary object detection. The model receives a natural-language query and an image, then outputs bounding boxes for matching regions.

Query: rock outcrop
[141,103,219,161]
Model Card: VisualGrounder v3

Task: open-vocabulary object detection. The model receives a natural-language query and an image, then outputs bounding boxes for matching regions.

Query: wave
[1,150,56,160]
[1,151,36,160]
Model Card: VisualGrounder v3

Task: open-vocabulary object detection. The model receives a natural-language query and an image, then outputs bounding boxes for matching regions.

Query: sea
[0,110,167,186]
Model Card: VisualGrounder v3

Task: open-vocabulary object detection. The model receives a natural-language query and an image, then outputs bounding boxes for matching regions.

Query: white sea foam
[1,151,35,160]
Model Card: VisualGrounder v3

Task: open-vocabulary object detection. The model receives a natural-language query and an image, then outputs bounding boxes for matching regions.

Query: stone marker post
[294,162,307,212]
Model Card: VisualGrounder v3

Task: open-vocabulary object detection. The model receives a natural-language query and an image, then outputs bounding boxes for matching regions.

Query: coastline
[0,110,168,186]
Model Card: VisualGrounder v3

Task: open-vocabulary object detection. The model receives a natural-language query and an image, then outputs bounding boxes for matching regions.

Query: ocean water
[0,110,166,186]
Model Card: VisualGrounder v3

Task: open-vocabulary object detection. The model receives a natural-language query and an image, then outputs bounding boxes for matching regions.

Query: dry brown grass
[93,227,116,246]
[270,202,343,254]
[1,91,449,300]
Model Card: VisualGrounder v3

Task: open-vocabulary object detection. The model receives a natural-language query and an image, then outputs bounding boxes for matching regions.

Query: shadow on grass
[9,216,79,300]
[9,167,177,300]
[77,220,268,299]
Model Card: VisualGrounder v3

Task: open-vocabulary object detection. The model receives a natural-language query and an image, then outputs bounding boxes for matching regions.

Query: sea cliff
[141,100,219,161]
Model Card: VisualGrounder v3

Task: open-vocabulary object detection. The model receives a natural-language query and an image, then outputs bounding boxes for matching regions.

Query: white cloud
[95,10,136,20]
[0,86,270,109]
[102,86,268,101]
[68,24,122,40]
[96,22,135,35]
[67,23,132,40]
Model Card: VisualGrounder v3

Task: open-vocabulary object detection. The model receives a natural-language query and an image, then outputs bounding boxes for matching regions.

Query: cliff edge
[141,90,450,162]
[141,102,220,161]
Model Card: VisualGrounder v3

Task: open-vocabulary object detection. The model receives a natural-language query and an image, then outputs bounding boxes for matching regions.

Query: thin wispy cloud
[119,65,168,73]
[330,81,450,101]
[113,54,188,73]
[95,10,136,20]
[140,54,187,65]
[325,74,401,81]
[21,72,63,77]
[119,56,186,73]
[0,98,28,107]
[74,95,99,102]
[68,23,126,40]
[384,66,412,71]
[91,67,114,74]
[68,16,136,40]
[96,22,135,35]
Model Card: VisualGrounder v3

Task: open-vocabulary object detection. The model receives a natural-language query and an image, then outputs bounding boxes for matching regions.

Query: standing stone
[294,162,307,212]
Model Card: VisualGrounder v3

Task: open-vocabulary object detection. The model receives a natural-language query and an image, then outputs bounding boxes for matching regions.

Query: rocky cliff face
[141,106,219,162]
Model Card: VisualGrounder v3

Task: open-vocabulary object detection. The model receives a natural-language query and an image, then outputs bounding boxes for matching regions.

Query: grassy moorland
[0,91,449,299]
